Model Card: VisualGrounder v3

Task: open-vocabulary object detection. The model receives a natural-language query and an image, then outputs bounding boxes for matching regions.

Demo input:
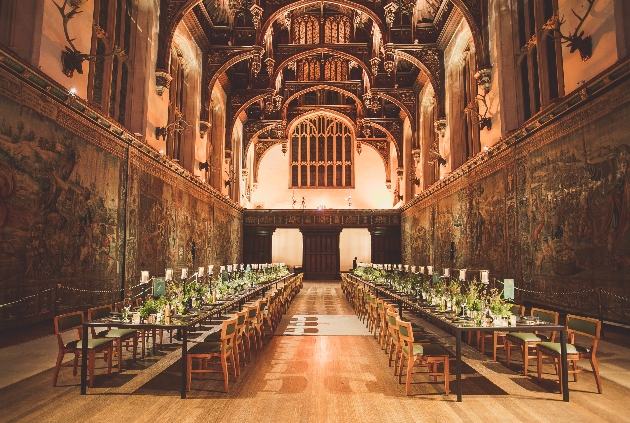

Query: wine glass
[122,298,131,322]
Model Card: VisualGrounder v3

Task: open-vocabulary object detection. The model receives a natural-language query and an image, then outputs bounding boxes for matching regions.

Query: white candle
[181,268,188,279]
[165,268,173,280]
[404,265,409,272]
[411,265,416,273]
[227,265,232,272]
[427,265,433,275]
[198,267,205,277]
[444,268,450,277]
[208,265,214,274]
[398,264,403,270]
[220,265,225,273]
[240,263,244,270]
[141,271,149,283]
[481,270,489,283]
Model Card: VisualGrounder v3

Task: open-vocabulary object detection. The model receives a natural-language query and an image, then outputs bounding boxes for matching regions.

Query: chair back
[88,305,111,321]
[509,304,524,316]
[247,304,258,320]
[567,314,601,340]
[397,319,413,344]
[221,317,238,350]
[386,310,399,339]
[531,307,559,324]
[54,311,84,349]
[55,311,84,334]
[235,310,247,333]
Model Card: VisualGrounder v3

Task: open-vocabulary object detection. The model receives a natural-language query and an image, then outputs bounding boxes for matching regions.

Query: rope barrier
[61,286,124,294]
[601,290,630,303]
[0,288,55,308]
[495,279,597,296]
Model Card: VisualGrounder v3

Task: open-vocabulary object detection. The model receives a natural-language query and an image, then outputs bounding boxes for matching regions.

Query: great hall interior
[1,0,630,421]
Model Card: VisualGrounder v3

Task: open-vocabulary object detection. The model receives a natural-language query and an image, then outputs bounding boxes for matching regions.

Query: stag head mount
[464,92,492,131]
[543,0,596,61]
[54,0,123,77]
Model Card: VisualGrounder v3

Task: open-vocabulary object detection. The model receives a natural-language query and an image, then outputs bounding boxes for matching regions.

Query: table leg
[560,328,569,402]
[398,299,403,319]
[181,328,188,399]
[456,329,462,402]
[81,324,88,395]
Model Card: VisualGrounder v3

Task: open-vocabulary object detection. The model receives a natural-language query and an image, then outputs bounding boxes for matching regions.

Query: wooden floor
[1,281,629,423]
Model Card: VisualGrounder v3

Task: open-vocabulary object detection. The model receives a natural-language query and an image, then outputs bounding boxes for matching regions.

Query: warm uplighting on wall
[68,87,76,97]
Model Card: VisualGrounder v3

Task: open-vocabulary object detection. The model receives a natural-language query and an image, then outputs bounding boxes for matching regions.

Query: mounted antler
[464,93,492,131]
[428,139,446,167]
[543,0,596,61]
[54,0,123,77]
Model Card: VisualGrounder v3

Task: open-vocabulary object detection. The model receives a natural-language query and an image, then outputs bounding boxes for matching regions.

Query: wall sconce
[156,126,167,141]
[356,140,362,155]
[199,161,209,171]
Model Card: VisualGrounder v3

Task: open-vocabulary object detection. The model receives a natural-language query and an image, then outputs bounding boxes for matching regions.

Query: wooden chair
[397,319,450,395]
[245,303,262,356]
[234,310,247,369]
[53,311,113,388]
[505,307,559,375]
[478,304,524,361]
[187,317,238,393]
[88,305,138,371]
[537,314,602,394]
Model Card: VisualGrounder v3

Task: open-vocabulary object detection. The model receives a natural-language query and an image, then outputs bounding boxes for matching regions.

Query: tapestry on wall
[0,90,125,322]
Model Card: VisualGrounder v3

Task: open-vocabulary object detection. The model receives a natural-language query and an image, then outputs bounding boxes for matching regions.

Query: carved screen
[293,15,319,44]
[324,57,348,81]
[324,15,351,43]
[290,115,353,188]
[297,58,321,81]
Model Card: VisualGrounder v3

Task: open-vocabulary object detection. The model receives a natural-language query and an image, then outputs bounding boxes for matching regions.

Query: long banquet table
[81,275,292,398]
[348,274,569,402]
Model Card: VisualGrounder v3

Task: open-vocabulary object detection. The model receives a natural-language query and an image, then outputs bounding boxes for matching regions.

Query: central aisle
[276,282,371,336]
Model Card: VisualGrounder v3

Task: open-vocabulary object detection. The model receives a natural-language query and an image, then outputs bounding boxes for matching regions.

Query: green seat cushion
[66,338,113,350]
[189,342,231,354]
[403,343,450,357]
[506,332,544,343]
[538,342,587,355]
[97,328,137,338]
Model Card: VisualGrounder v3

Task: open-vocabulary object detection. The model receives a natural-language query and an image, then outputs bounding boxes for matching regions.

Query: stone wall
[0,49,242,328]
[402,62,630,324]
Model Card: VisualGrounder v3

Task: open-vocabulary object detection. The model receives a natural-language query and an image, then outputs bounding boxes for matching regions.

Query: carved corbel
[155,71,172,96]
[199,120,211,138]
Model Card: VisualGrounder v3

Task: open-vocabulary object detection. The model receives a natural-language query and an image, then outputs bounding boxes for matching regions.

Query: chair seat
[97,328,137,338]
[538,342,587,355]
[506,332,545,343]
[66,338,113,350]
[204,331,222,342]
[189,342,230,354]
[403,343,450,357]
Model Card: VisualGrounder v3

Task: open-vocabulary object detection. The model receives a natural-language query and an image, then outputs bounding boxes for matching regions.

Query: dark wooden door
[243,228,274,266]
[300,229,341,280]
[369,227,401,265]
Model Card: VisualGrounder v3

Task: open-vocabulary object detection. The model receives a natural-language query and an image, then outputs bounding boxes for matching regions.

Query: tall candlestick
[198,267,205,277]
[459,269,466,281]
[181,268,188,279]
[165,268,173,280]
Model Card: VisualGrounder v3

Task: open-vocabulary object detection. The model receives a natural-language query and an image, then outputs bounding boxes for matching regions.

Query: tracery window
[324,15,351,43]
[516,0,563,122]
[167,48,187,162]
[293,15,319,44]
[88,0,133,125]
[297,58,321,81]
[324,57,348,81]
[290,115,353,188]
